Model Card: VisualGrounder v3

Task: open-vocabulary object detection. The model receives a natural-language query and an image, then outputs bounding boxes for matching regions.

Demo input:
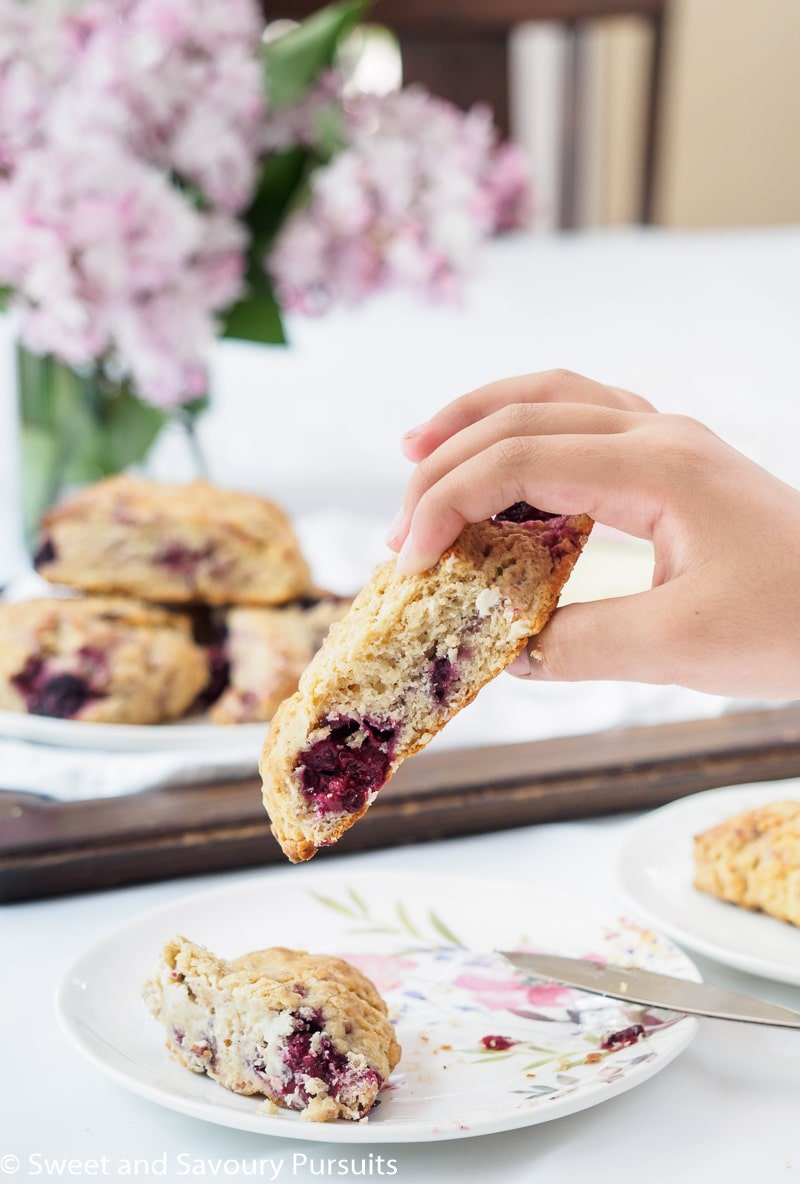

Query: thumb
[508,586,684,685]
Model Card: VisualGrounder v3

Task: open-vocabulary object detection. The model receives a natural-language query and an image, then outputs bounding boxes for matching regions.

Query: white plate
[0,708,266,755]
[617,781,800,986]
[57,871,698,1143]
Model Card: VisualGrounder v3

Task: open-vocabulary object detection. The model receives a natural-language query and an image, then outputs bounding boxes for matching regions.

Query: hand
[386,370,800,699]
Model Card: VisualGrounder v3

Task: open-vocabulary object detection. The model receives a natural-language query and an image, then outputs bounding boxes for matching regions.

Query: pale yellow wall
[657,0,800,227]
[596,17,651,225]
[590,0,800,228]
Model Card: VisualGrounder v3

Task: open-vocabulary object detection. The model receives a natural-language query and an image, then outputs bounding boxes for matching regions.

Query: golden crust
[143,936,401,1122]
[261,513,592,862]
[693,800,800,927]
[36,476,311,606]
[0,597,207,723]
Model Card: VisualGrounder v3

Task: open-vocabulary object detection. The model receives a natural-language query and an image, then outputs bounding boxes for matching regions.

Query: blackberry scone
[694,800,800,928]
[143,936,401,1122]
[0,597,208,723]
[260,504,592,862]
[34,476,311,606]
[210,596,350,724]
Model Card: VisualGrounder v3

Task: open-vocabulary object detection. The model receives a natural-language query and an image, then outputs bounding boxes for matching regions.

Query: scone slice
[143,937,401,1122]
[210,596,350,724]
[694,800,800,927]
[0,597,208,724]
[35,475,311,606]
[260,504,592,862]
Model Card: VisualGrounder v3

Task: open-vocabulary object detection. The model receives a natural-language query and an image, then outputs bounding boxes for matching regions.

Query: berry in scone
[210,596,351,724]
[34,476,311,606]
[260,504,592,862]
[143,937,401,1122]
[0,597,208,724]
[694,800,800,927]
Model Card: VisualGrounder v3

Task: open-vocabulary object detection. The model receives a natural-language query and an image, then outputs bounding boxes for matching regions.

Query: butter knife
[499,951,800,1029]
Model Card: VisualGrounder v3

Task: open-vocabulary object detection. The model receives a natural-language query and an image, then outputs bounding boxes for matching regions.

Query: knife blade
[499,951,800,1029]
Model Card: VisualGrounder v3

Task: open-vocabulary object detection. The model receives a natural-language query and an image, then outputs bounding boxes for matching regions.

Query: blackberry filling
[195,639,230,709]
[494,501,582,558]
[600,1024,645,1051]
[19,667,91,718]
[494,502,559,524]
[481,1034,517,1051]
[154,541,215,574]
[33,537,57,567]
[429,656,457,705]
[297,715,398,816]
[276,1012,380,1110]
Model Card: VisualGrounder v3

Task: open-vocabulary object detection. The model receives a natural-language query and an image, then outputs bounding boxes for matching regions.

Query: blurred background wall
[513,0,800,230]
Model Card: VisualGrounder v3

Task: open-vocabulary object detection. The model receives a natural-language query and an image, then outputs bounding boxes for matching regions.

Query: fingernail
[396,529,435,576]
[385,509,404,547]
[403,420,428,439]
[395,531,417,575]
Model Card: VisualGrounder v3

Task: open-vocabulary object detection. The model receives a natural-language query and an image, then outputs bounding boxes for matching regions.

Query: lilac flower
[0,0,261,407]
[0,0,531,408]
[268,86,531,313]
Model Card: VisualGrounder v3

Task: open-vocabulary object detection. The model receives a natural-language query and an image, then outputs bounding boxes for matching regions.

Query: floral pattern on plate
[312,885,691,1118]
[57,871,699,1142]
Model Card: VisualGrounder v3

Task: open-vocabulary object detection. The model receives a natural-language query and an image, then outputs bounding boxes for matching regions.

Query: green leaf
[348,887,369,917]
[249,148,312,245]
[222,281,286,345]
[395,903,422,938]
[265,0,368,109]
[309,891,359,918]
[427,909,462,947]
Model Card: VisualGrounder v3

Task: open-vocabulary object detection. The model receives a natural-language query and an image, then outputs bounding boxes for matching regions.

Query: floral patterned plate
[56,871,699,1143]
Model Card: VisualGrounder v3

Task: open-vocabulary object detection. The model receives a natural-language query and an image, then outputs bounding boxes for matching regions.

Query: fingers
[396,433,659,575]
[402,370,657,462]
[507,584,685,685]
[388,401,641,551]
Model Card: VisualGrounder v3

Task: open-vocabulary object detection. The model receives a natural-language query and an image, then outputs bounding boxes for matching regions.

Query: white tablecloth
[1,227,799,1181]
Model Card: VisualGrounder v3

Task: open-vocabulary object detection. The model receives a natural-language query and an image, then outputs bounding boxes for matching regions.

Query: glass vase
[16,345,203,547]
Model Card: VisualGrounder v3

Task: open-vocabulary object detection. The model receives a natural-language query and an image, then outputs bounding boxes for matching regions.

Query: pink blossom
[336,953,415,993]
[454,973,573,1013]
[0,0,260,406]
[268,86,532,313]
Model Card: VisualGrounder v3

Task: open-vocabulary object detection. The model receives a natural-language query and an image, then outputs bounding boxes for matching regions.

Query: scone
[260,503,592,862]
[34,476,311,606]
[210,596,350,724]
[143,937,401,1122]
[694,800,800,927]
[0,597,208,724]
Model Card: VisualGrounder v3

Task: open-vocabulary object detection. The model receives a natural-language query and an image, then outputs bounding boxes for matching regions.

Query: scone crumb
[258,1099,280,1115]
[475,586,501,617]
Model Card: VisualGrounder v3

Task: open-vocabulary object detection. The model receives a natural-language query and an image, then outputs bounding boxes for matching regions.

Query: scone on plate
[694,800,800,927]
[143,936,401,1122]
[260,503,592,862]
[0,597,208,724]
[210,596,350,724]
[34,475,311,606]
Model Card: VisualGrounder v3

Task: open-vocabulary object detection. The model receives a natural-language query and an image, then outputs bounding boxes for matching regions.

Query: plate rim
[55,869,699,1144]
[615,781,800,987]
[0,706,267,753]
